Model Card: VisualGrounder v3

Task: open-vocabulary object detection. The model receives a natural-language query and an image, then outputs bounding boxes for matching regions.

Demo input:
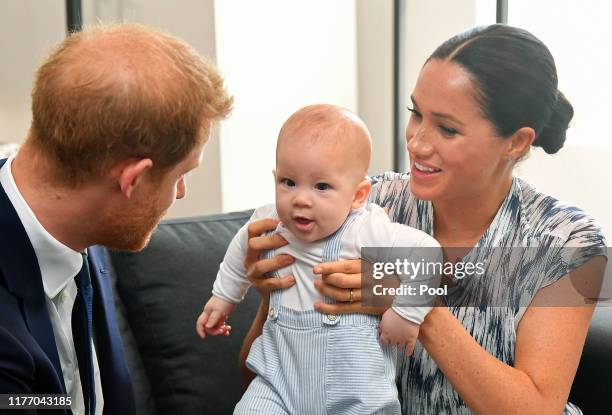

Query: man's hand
[379,308,420,356]
[196,296,236,339]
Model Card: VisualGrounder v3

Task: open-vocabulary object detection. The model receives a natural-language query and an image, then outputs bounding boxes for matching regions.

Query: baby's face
[275,140,361,243]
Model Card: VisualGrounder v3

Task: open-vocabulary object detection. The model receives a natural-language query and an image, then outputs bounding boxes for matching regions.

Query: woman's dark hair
[429,24,573,154]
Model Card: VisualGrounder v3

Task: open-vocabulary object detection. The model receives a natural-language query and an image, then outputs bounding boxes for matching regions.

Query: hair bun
[533,91,574,154]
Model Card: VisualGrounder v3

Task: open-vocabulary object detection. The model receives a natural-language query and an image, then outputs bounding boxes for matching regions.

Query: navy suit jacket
[0,158,135,414]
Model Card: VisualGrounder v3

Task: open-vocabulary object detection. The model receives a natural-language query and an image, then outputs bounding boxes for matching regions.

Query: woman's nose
[407,124,433,157]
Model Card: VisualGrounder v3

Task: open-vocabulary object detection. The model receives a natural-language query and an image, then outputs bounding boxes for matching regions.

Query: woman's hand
[239,217,296,387]
[313,259,387,315]
[245,218,296,297]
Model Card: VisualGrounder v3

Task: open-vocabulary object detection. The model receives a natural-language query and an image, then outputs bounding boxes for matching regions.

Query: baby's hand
[196,296,236,339]
[379,309,420,356]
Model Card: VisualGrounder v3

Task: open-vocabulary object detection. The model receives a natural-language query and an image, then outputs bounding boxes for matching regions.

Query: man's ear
[507,127,535,162]
[351,179,372,209]
[112,158,154,199]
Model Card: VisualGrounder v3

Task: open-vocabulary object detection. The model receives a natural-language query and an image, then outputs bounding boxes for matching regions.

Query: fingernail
[313,266,321,274]
[289,276,296,284]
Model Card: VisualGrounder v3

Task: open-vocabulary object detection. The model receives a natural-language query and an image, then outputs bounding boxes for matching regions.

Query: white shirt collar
[0,155,83,299]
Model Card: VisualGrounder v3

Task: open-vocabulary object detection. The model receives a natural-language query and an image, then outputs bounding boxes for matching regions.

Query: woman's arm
[419,305,593,415]
[315,256,606,415]
[418,256,606,415]
[238,218,296,387]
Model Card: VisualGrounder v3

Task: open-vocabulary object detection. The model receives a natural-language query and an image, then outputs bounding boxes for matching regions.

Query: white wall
[8,1,606,240]
[356,0,394,176]
[0,0,394,219]
[0,1,65,144]
[0,0,223,219]
[508,0,612,239]
[403,0,479,110]
[214,0,358,212]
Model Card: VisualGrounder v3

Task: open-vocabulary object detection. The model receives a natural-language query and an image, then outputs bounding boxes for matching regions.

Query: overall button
[268,307,277,318]
[327,313,338,321]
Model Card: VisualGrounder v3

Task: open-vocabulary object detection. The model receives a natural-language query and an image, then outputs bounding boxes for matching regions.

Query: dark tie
[72,252,96,415]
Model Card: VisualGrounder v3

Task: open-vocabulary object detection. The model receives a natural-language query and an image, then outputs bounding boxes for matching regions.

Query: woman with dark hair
[240,24,607,414]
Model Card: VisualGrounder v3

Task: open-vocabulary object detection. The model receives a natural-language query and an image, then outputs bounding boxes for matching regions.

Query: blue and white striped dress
[368,172,607,415]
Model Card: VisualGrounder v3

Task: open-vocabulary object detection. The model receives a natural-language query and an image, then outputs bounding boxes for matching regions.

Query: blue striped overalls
[234,213,400,415]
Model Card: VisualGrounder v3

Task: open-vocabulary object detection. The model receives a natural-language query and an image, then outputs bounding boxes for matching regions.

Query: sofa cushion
[109,210,258,415]
[569,305,612,414]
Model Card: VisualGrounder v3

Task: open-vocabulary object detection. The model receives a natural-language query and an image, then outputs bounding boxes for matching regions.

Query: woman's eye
[314,182,330,191]
[281,178,296,187]
[439,125,458,136]
[407,106,422,119]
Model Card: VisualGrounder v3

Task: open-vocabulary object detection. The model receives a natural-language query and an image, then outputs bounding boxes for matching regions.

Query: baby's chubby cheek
[316,217,344,239]
[275,206,291,224]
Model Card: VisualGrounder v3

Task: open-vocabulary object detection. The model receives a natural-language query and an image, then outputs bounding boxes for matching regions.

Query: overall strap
[320,211,362,324]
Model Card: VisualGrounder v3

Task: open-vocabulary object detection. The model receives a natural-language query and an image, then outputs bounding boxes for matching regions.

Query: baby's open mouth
[293,216,314,231]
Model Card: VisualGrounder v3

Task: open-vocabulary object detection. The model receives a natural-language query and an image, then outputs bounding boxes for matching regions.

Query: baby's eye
[314,182,331,191]
[280,178,296,187]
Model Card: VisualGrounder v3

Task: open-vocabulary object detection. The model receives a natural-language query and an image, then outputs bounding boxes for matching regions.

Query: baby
[197,104,441,414]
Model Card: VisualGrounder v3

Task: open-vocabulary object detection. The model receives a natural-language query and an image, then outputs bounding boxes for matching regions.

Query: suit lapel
[89,245,136,414]
[0,158,66,392]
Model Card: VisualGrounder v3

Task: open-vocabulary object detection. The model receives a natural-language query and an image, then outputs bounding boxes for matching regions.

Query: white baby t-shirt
[212,203,442,324]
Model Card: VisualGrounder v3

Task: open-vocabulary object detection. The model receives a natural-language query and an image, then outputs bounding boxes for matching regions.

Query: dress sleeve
[543,211,608,289]
[211,204,277,303]
[368,171,410,205]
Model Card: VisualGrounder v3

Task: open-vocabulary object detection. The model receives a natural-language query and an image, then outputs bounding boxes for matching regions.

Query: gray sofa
[104,210,612,415]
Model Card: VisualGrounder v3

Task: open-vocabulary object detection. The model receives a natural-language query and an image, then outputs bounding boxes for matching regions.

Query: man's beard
[97,192,167,252]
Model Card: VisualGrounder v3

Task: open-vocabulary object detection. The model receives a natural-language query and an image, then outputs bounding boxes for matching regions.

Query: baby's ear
[351,179,372,209]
